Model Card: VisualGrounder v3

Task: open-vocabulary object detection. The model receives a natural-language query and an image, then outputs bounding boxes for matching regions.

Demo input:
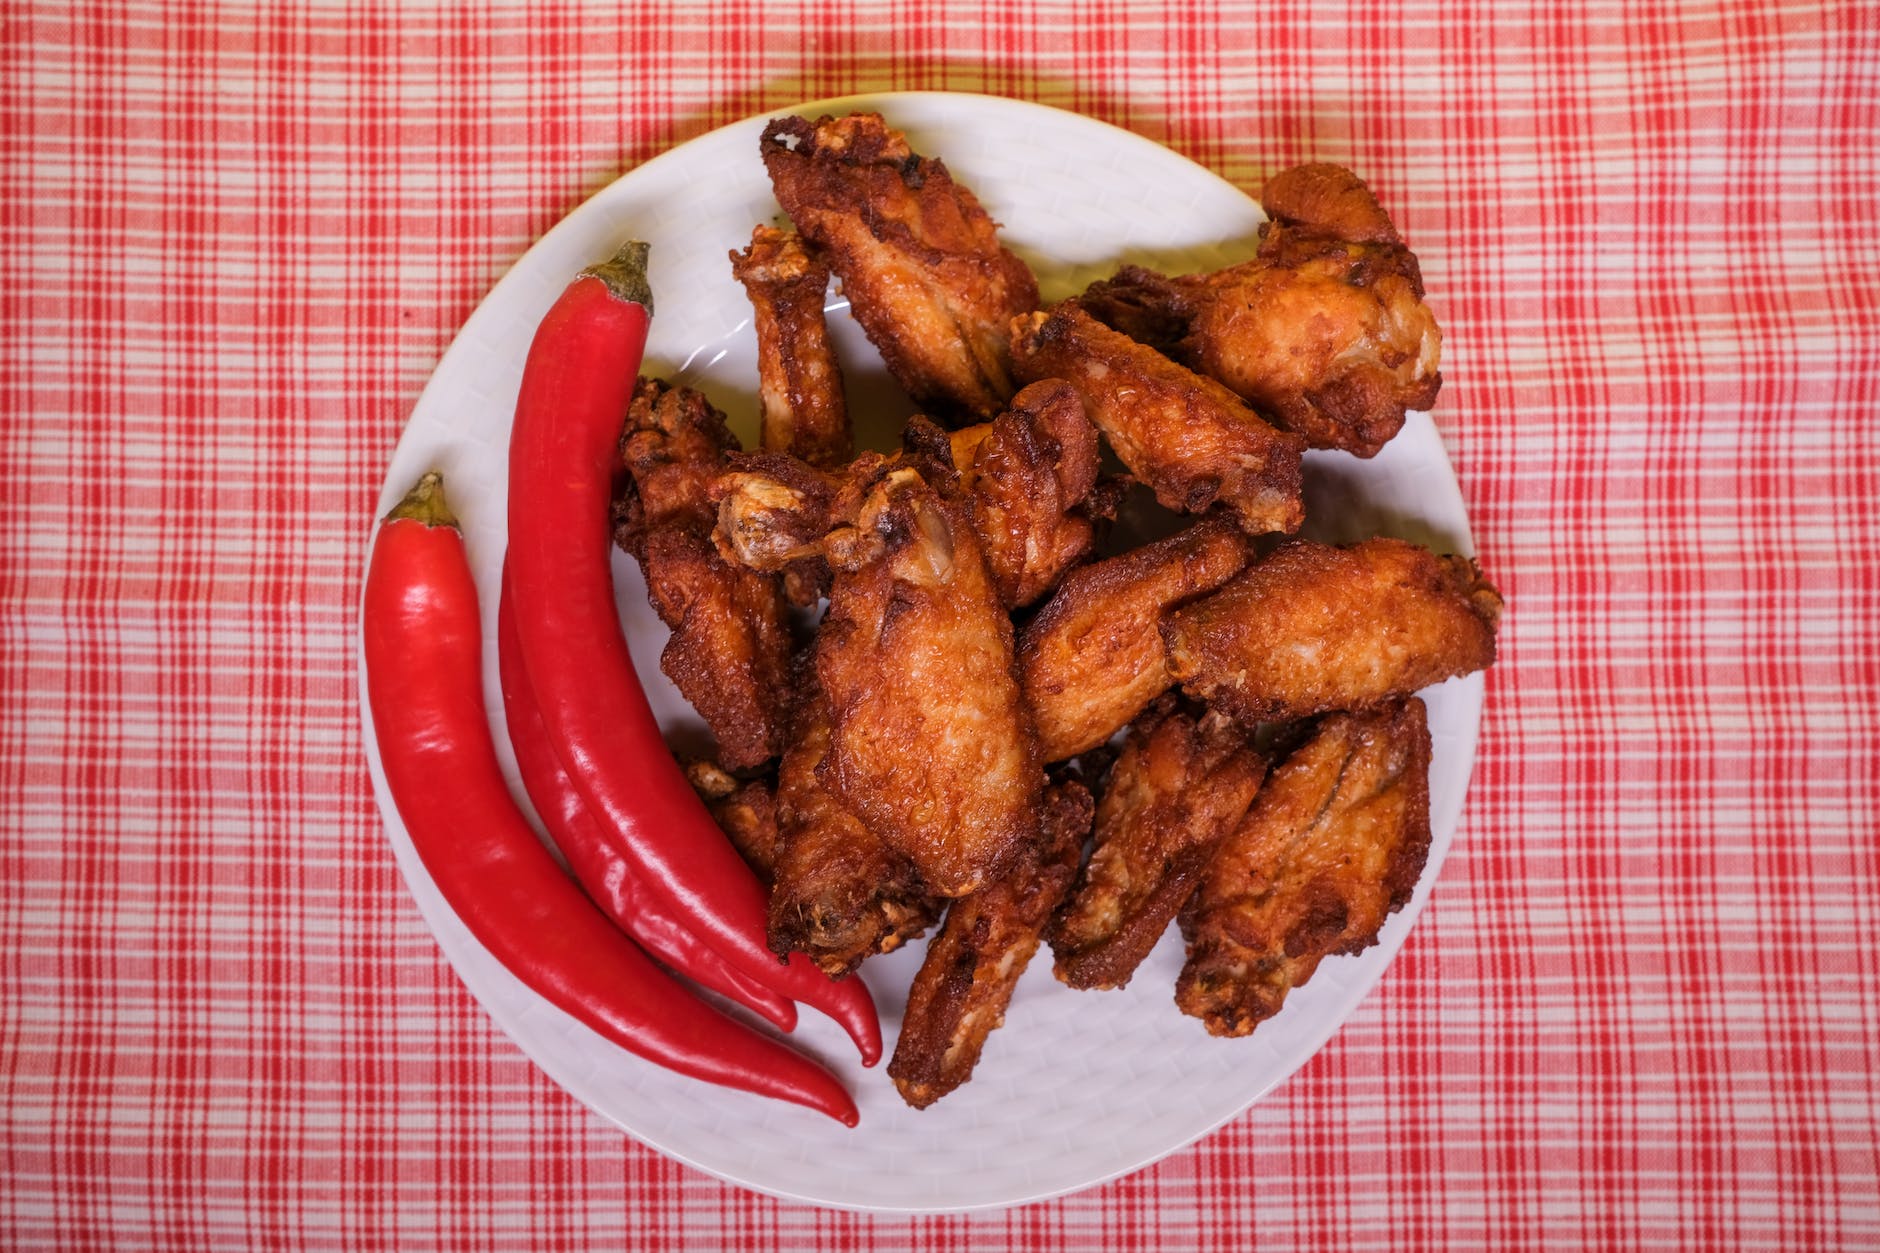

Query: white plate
[359,91,1484,1213]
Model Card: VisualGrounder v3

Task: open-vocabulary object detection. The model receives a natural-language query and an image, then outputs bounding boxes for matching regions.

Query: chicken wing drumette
[612,378,795,770]
[730,224,854,470]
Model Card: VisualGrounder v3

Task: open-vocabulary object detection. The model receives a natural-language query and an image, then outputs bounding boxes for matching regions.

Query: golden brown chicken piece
[1176,698,1432,1037]
[1009,305,1305,534]
[889,776,1093,1108]
[730,225,853,470]
[812,457,1044,897]
[1162,537,1502,724]
[685,760,782,884]
[709,450,840,607]
[760,112,1039,423]
[1078,164,1440,457]
[1017,517,1253,763]
[904,379,1116,609]
[765,671,939,976]
[715,449,1045,897]
[1050,700,1268,990]
[613,378,796,770]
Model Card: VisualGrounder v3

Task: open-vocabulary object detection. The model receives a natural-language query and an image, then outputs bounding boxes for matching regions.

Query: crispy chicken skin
[1163,537,1502,724]
[685,760,782,884]
[1009,305,1306,534]
[1050,700,1268,990]
[613,378,795,770]
[1176,698,1432,1037]
[1079,163,1441,457]
[730,225,854,470]
[709,450,840,607]
[905,379,1114,609]
[761,112,1039,423]
[1018,517,1253,763]
[766,671,939,976]
[890,777,1093,1108]
[813,458,1044,897]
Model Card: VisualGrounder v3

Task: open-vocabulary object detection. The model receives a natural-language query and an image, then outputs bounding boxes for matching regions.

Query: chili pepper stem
[384,471,460,529]
[583,240,655,312]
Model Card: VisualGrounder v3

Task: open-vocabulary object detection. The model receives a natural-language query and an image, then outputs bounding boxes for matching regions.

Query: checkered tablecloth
[6,1,1877,1247]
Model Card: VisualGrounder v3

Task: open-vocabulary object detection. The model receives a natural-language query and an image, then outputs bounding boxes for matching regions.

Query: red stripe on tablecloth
[2,2,1877,1249]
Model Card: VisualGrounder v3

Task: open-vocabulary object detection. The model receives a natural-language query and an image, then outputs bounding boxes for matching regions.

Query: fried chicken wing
[613,378,795,769]
[1050,701,1267,990]
[1079,164,1440,457]
[1162,537,1501,724]
[766,671,939,976]
[685,759,781,883]
[813,458,1045,897]
[730,225,853,469]
[1176,698,1432,1036]
[1018,517,1252,763]
[1009,305,1305,533]
[761,112,1039,422]
[905,379,1114,609]
[889,777,1093,1108]
[709,450,841,607]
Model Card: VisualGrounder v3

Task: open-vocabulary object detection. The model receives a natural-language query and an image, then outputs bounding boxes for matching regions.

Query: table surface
[6,2,1877,1249]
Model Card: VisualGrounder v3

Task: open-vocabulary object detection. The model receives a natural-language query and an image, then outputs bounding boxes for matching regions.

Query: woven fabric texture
[4,1,1877,1248]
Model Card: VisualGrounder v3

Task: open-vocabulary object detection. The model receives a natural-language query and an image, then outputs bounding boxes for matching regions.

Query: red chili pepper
[495,568,797,1033]
[503,241,882,1067]
[363,472,858,1125]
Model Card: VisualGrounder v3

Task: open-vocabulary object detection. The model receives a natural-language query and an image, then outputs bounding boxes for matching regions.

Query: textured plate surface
[359,91,1484,1213]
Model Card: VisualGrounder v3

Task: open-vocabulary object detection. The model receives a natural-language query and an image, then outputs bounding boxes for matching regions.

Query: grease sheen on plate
[359,91,1483,1213]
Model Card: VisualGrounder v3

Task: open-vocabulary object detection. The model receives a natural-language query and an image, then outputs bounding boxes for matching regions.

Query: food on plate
[903,378,1118,609]
[501,242,882,1066]
[613,377,796,770]
[729,224,854,470]
[708,450,838,608]
[365,472,858,1123]
[1008,303,1306,534]
[713,443,1046,901]
[807,454,1043,899]
[1017,517,1252,763]
[1078,163,1441,457]
[397,120,1499,1116]
[760,112,1039,422]
[710,449,840,577]
[686,758,784,887]
[1049,700,1268,991]
[766,668,941,977]
[1163,536,1502,724]
[506,588,797,1031]
[889,776,1093,1108]
[1176,698,1433,1037]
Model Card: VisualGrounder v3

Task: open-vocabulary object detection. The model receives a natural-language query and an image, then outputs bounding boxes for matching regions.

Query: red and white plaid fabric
[6,1,1877,1247]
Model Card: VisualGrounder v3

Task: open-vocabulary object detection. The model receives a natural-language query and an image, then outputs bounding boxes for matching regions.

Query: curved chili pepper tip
[383,471,460,530]
[582,240,654,313]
